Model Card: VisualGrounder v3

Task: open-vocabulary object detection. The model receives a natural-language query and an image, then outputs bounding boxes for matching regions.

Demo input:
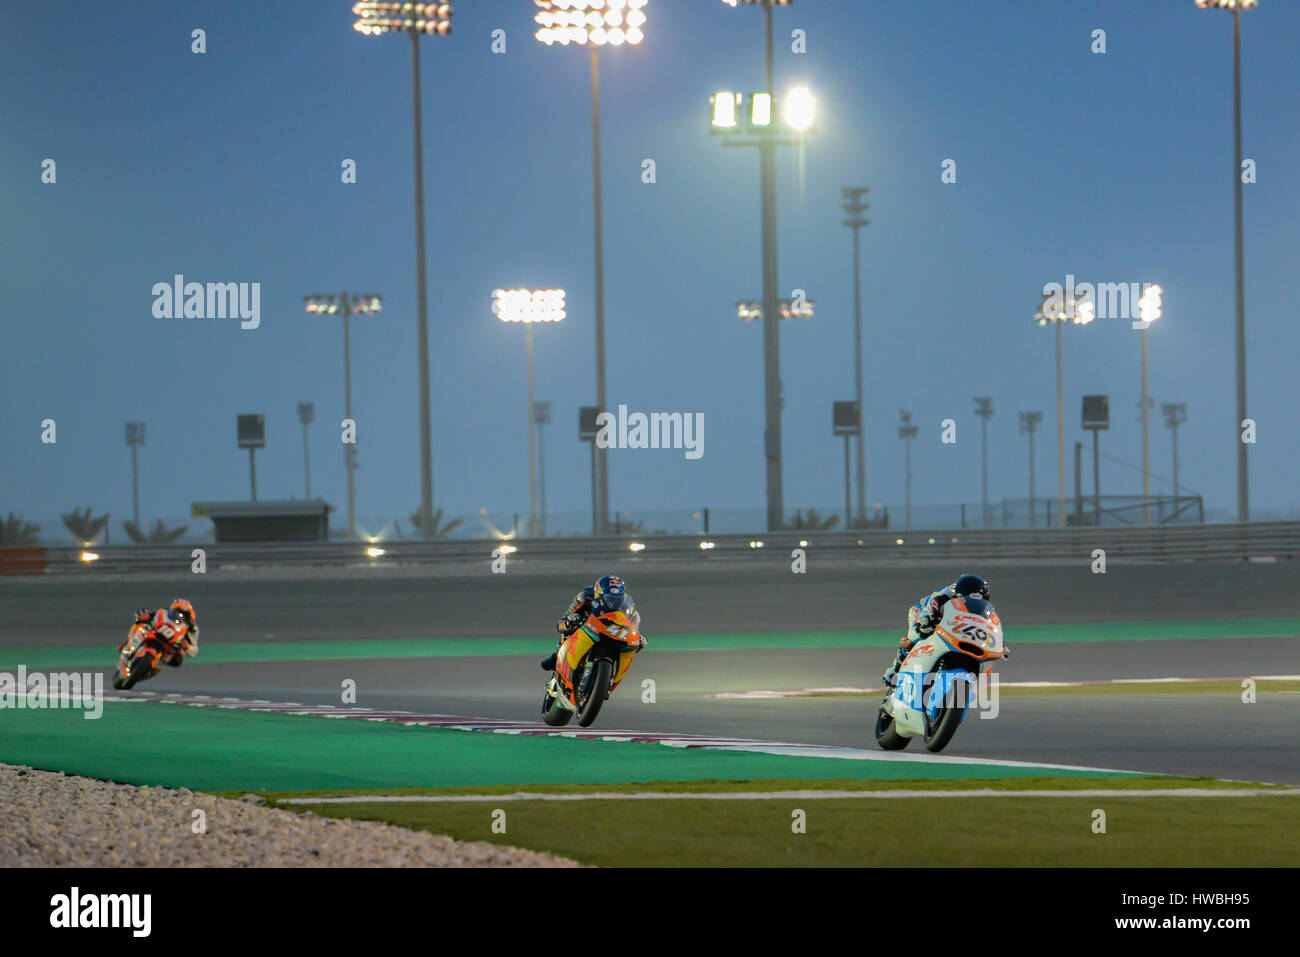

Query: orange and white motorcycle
[541,609,645,728]
[112,614,198,690]
[874,596,1006,753]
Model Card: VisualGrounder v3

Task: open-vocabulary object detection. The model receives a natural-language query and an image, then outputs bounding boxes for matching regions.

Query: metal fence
[13,494,1227,548]
[5,521,1296,576]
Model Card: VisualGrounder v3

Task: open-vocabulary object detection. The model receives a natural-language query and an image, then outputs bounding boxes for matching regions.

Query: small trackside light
[365,546,386,558]
[699,540,715,550]
[80,551,100,563]
[628,542,646,552]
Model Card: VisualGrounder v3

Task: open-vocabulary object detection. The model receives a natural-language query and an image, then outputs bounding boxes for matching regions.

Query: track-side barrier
[4,523,1297,576]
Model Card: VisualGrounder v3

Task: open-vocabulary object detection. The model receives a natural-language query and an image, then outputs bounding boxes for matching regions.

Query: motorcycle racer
[881,574,993,686]
[123,598,200,669]
[540,575,644,671]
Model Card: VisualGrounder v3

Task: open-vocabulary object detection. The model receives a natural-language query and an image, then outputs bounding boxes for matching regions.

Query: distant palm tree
[0,513,41,546]
[409,506,463,538]
[122,519,188,544]
[784,509,841,531]
[61,506,110,544]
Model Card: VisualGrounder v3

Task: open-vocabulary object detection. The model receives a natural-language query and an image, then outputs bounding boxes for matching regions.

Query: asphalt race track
[3,562,1298,783]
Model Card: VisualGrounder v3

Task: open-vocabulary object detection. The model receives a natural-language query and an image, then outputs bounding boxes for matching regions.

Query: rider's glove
[133,608,152,625]
[557,612,584,635]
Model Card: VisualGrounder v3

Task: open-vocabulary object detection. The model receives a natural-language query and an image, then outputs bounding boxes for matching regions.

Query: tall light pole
[898,410,918,530]
[535,400,552,537]
[1035,289,1095,526]
[841,186,869,524]
[297,402,315,499]
[305,292,383,539]
[713,0,813,530]
[1019,411,1042,526]
[493,288,565,538]
[973,397,994,527]
[1136,284,1163,525]
[353,2,451,537]
[535,1,647,534]
[1162,402,1188,505]
[125,422,145,526]
[1195,0,1255,521]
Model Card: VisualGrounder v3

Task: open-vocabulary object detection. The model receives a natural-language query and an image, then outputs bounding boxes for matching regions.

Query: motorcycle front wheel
[874,701,910,750]
[575,658,614,728]
[541,685,573,727]
[923,686,965,753]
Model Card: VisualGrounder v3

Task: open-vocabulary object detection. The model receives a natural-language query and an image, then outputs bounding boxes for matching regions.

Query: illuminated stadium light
[534,0,648,46]
[304,293,383,316]
[750,92,772,127]
[748,540,764,548]
[365,546,386,558]
[782,86,815,131]
[498,543,518,554]
[1194,0,1256,9]
[1138,284,1163,325]
[352,2,453,36]
[79,551,100,563]
[628,541,646,552]
[699,540,715,550]
[492,288,566,323]
[711,91,739,128]
[736,298,814,322]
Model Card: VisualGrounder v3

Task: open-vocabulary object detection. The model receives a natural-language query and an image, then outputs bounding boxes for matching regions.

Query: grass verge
[253,778,1299,867]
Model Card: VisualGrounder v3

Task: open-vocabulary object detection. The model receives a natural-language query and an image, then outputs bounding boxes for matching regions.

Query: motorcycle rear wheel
[575,658,614,728]
[119,654,153,691]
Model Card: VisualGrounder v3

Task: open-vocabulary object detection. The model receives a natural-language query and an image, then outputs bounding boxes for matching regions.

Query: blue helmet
[592,575,628,614]
[953,574,989,600]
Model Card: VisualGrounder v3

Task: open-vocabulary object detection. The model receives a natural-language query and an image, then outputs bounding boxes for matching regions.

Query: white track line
[280,787,1300,805]
[711,674,1300,698]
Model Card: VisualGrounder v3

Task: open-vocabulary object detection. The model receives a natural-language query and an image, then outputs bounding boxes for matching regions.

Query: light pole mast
[352,2,452,537]
[715,0,812,531]
[125,422,145,526]
[1195,0,1255,520]
[973,397,993,527]
[297,403,314,499]
[534,1,647,533]
[841,186,869,524]
[494,288,565,539]
[898,410,918,530]
[305,292,382,540]
[1036,289,1094,526]
[1019,411,1042,526]
[1137,284,1163,525]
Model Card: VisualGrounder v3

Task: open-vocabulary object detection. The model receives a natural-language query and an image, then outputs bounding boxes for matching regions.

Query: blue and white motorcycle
[874,597,1006,753]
